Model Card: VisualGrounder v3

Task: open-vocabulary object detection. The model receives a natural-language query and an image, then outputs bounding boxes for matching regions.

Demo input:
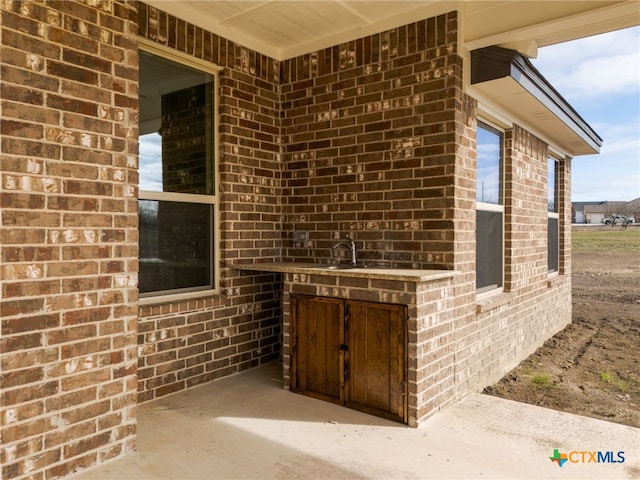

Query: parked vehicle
[602,215,635,225]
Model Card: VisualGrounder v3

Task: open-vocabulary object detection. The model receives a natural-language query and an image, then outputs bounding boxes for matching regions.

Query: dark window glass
[139,200,212,294]
[548,217,559,272]
[476,210,503,291]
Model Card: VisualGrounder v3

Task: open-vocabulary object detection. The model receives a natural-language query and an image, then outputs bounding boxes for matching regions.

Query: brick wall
[137,291,282,402]
[1,0,576,477]
[1,1,138,478]
[460,125,573,392]
[504,125,549,291]
[136,3,282,402]
[279,13,479,419]
[280,13,461,271]
[136,1,572,418]
[450,88,479,400]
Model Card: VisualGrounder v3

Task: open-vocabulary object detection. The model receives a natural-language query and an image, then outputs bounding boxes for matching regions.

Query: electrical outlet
[293,230,309,244]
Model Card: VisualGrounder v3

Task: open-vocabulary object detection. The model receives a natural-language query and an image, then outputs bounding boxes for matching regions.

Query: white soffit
[147,0,458,60]
[464,0,640,56]
[143,1,639,60]
[471,78,597,156]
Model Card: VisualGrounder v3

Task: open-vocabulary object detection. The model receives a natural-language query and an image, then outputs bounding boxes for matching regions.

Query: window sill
[139,288,221,307]
[476,291,514,314]
[547,273,566,289]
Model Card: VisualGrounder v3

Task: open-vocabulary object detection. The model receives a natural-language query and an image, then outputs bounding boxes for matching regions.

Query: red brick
[1,1,138,477]
[1,314,59,334]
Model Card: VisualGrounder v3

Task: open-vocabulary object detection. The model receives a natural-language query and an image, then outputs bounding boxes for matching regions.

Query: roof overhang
[140,1,632,157]
[470,46,602,156]
[142,1,640,61]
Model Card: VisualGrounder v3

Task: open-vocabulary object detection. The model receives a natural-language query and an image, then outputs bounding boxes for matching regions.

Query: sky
[530,26,640,203]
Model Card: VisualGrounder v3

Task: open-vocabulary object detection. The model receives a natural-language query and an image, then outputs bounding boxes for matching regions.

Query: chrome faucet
[332,235,357,265]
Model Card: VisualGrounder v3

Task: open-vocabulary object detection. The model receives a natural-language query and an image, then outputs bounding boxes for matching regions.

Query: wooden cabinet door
[346,300,406,422]
[291,295,406,423]
[290,295,343,402]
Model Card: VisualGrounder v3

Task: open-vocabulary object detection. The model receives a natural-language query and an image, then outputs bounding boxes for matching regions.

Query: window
[548,157,559,272]
[476,122,504,292]
[138,41,219,300]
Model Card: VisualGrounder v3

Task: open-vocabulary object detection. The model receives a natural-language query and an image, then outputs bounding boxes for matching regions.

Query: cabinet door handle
[338,344,349,352]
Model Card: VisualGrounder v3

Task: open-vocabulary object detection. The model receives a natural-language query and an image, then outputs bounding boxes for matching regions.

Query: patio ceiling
[143,1,640,60]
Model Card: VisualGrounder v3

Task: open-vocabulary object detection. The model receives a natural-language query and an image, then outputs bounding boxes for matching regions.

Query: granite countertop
[234,262,457,282]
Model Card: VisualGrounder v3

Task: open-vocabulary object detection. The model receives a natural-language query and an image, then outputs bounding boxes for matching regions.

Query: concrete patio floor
[71,362,639,479]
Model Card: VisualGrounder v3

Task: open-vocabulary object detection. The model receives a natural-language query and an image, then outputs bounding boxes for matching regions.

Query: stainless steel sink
[321,264,364,270]
[362,263,396,269]
[318,263,398,270]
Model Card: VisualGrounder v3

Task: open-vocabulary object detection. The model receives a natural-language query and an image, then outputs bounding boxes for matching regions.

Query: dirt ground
[484,231,640,428]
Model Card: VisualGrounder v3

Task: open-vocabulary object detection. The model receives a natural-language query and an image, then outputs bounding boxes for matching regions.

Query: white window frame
[476,120,505,295]
[138,39,221,305]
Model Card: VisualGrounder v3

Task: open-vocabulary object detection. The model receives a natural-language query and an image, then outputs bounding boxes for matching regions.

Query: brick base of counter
[281,270,456,427]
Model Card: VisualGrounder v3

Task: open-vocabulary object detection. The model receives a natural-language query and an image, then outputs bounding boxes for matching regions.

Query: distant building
[574,199,640,224]
[623,198,640,222]
[572,201,605,223]
[584,201,626,224]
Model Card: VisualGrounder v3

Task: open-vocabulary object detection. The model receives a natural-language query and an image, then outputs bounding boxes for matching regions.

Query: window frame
[547,157,560,274]
[138,38,221,305]
[476,120,505,295]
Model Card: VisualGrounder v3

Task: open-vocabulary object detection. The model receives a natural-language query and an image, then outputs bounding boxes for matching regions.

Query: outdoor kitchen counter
[236,261,459,427]
[235,262,458,282]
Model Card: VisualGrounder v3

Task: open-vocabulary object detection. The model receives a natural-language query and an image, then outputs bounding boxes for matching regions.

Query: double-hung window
[476,122,504,293]
[547,157,559,273]
[138,41,219,300]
